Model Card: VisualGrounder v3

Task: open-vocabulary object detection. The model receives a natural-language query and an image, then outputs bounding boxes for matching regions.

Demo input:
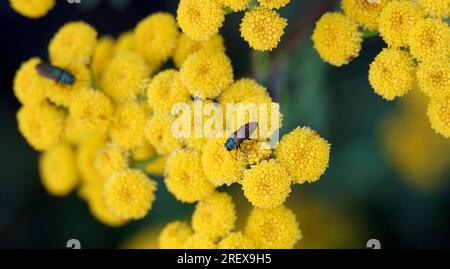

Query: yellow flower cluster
[9,0,55,19]
[313,0,450,138]
[177,0,289,51]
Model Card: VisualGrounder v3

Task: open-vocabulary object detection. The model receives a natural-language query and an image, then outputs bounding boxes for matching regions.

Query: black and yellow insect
[35,62,75,85]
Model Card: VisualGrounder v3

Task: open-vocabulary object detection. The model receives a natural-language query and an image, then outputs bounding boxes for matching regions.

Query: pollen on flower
[408,18,450,62]
[159,221,193,249]
[258,0,290,9]
[192,192,237,241]
[177,0,225,41]
[239,140,272,165]
[173,33,225,68]
[145,113,182,155]
[417,0,450,18]
[39,143,78,196]
[9,0,55,19]
[94,142,130,178]
[428,97,450,138]
[110,102,148,150]
[417,58,450,100]
[217,232,256,249]
[245,205,301,249]
[276,127,330,183]
[312,12,362,67]
[180,50,234,99]
[92,36,115,83]
[183,233,216,249]
[240,8,287,51]
[368,48,415,100]
[13,57,46,106]
[104,169,157,220]
[219,0,250,12]
[341,0,389,31]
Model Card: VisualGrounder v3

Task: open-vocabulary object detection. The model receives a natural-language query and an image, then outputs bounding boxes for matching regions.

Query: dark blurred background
[1,0,449,249]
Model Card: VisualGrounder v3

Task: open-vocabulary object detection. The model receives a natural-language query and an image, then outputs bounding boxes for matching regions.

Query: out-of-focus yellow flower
[417,0,450,18]
[417,58,450,100]
[369,48,415,100]
[312,12,362,67]
[341,0,389,30]
[17,102,65,151]
[218,232,256,249]
[92,36,115,83]
[165,149,215,203]
[202,139,247,186]
[240,140,272,165]
[192,192,236,241]
[9,0,54,19]
[64,115,89,145]
[408,18,450,62]
[146,69,189,114]
[145,156,167,176]
[242,159,291,208]
[13,57,46,106]
[276,127,330,183]
[49,21,97,66]
[121,228,160,249]
[219,0,250,11]
[177,0,225,41]
[173,33,225,68]
[245,205,301,249]
[75,135,107,191]
[183,233,216,249]
[131,142,156,161]
[94,142,130,178]
[159,221,193,249]
[114,31,135,54]
[378,1,424,47]
[145,113,182,155]
[428,97,450,138]
[109,102,147,149]
[240,8,287,51]
[39,143,78,196]
[103,51,150,103]
[104,169,157,220]
[180,50,234,99]
[135,12,179,67]
[258,0,290,10]
[85,184,127,227]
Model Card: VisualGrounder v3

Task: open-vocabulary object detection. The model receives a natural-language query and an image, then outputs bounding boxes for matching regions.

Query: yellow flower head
[146,69,189,114]
[75,135,107,189]
[428,97,450,138]
[135,12,179,66]
[165,149,215,203]
[258,0,290,9]
[417,0,450,18]
[177,0,225,41]
[242,159,291,208]
[49,21,97,66]
[104,169,157,220]
[245,205,301,249]
[219,78,270,105]
[180,50,234,99]
[173,33,225,68]
[103,51,150,103]
[183,233,216,249]
[369,48,415,100]
[92,36,115,83]
[192,192,237,241]
[114,31,135,54]
[202,138,247,186]
[39,143,78,196]
[240,140,272,165]
[408,18,450,62]
[378,1,424,47]
[417,58,450,100]
[110,102,147,149]
[145,113,182,155]
[159,221,194,249]
[86,184,127,227]
[276,127,330,183]
[64,115,88,145]
[70,88,114,134]
[341,0,390,30]
[17,102,65,151]
[218,232,256,249]
[240,8,287,51]
[131,142,156,161]
[219,0,250,12]
[94,142,130,178]
[312,12,362,67]
[9,0,54,19]
[145,156,167,176]
[13,57,46,106]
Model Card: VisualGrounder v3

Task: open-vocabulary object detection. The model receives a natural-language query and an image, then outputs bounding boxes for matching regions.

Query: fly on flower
[224,122,258,153]
[36,62,75,85]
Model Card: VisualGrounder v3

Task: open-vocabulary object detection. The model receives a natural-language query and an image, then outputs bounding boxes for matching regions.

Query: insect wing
[233,122,258,143]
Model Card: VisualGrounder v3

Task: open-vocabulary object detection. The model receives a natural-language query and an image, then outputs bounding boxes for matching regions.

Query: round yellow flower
[180,50,234,99]
[408,18,450,62]
[417,0,450,18]
[131,142,156,161]
[9,0,54,19]
[92,36,115,83]
[245,205,301,249]
[49,21,97,66]
[70,88,114,134]
[218,232,256,249]
[135,12,179,67]
[276,127,330,183]
[192,192,236,241]
[219,0,250,11]
[312,12,362,67]
[145,156,167,176]
[165,149,215,203]
[17,102,65,151]
[103,51,150,103]
[240,8,287,51]
[242,159,291,208]
[417,58,450,100]
[183,233,216,249]
[39,143,78,196]
[177,0,225,41]
[428,97,450,138]
[144,113,182,155]
[114,31,135,54]
[146,69,189,114]
[369,48,415,100]
[240,140,272,165]
[75,135,106,185]
[202,139,247,186]
[13,57,46,106]
[110,102,147,149]
[86,184,127,227]
[258,0,290,9]
[104,169,157,220]
[94,142,130,178]
[64,115,89,145]
[378,1,424,47]
[173,33,225,68]
[219,78,270,105]
[159,221,194,249]
[341,0,389,31]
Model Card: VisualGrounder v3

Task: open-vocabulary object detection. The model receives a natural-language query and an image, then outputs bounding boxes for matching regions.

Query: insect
[35,62,75,85]
[224,122,258,154]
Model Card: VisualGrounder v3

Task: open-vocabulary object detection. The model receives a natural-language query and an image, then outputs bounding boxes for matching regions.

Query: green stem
[252,50,271,84]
